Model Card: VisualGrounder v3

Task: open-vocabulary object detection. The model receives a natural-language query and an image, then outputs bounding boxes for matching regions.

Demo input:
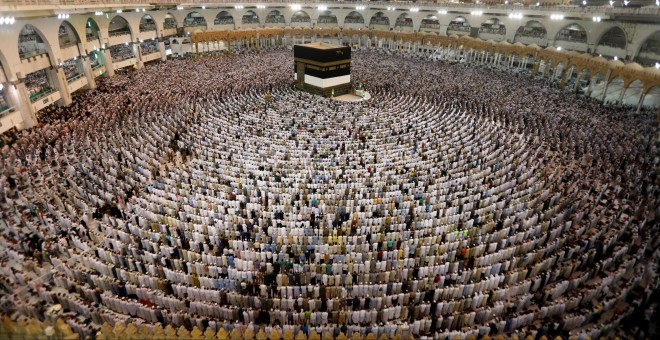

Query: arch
[603,75,625,104]
[595,26,627,59]
[241,10,260,25]
[555,23,587,44]
[58,21,81,49]
[634,30,660,67]
[642,85,660,108]
[18,24,49,59]
[420,15,440,31]
[587,71,608,99]
[622,79,644,106]
[265,10,285,24]
[184,12,207,30]
[344,11,365,25]
[597,26,626,50]
[291,11,311,24]
[139,14,157,33]
[108,15,132,38]
[447,16,471,35]
[214,11,234,26]
[369,12,390,29]
[164,13,178,30]
[479,18,505,36]
[394,12,413,31]
[318,10,338,26]
[514,20,547,43]
[85,18,101,43]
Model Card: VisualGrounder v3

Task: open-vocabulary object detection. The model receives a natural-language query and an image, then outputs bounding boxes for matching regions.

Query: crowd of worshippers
[109,44,136,62]
[0,45,658,340]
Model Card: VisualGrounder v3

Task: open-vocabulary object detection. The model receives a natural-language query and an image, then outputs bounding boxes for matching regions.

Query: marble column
[79,55,96,90]
[10,81,38,129]
[132,42,144,69]
[158,37,167,61]
[48,66,72,106]
[102,48,115,77]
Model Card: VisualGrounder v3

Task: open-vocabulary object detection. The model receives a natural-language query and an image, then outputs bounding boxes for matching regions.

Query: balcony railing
[111,54,136,62]
[0,107,14,119]
[29,88,55,103]
[19,50,48,60]
[67,73,83,82]
[109,30,131,37]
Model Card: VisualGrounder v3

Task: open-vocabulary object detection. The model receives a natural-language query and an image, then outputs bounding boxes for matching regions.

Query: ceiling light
[438,10,447,14]
[318,5,327,11]
[291,4,302,11]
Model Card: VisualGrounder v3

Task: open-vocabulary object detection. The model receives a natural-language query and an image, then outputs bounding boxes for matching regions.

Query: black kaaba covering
[293,44,351,63]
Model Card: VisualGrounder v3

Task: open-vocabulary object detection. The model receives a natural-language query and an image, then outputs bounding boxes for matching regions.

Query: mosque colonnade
[1,7,659,134]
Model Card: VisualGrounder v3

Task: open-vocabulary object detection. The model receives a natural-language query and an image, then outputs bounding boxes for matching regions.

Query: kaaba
[293,42,352,97]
